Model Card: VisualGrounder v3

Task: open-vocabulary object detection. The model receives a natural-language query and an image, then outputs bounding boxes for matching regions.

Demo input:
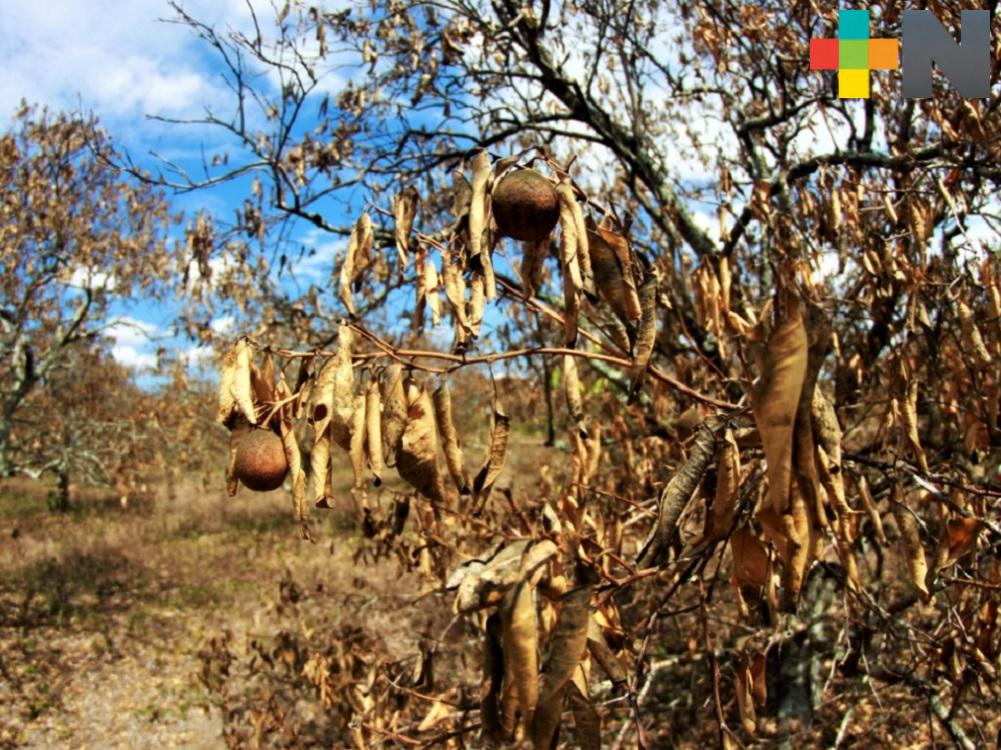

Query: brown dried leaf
[892,486,930,600]
[396,382,447,505]
[556,180,583,291]
[750,300,808,514]
[219,339,257,425]
[473,405,510,509]
[392,186,419,266]
[596,218,641,321]
[731,525,770,588]
[704,429,740,543]
[432,377,469,494]
[522,237,549,298]
[364,379,385,485]
[530,585,591,750]
[857,476,888,546]
[567,677,600,750]
[380,363,407,466]
[901,379,929,473]
[280,416,308,534]
[500,581,539,738]
[628,270,657,402]
[349,393,367,490]
[563,354,587,437]
[468,150,491,263]
[339,212,373,315]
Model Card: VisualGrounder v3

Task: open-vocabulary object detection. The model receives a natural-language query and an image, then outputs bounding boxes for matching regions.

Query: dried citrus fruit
[234,428,289,491]
[492,169,559,241]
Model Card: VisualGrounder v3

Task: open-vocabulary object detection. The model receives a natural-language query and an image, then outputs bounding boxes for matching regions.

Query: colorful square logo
[810,9,899,98]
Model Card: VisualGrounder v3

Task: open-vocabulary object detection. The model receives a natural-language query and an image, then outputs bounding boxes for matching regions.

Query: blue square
[839,9,870,40]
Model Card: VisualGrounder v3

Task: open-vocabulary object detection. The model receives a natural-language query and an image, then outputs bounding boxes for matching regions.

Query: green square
[839,40,868,70]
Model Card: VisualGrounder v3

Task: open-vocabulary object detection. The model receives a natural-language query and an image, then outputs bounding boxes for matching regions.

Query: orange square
[869,38,899,70]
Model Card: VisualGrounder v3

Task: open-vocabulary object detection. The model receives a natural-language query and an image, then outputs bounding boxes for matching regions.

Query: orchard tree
[0,105,180,479]
[163,1,1000,747]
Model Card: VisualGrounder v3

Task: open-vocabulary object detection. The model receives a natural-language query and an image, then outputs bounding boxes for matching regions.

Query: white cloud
[210,314,235,334]
[0,0,230,123]
[111,343,157,370]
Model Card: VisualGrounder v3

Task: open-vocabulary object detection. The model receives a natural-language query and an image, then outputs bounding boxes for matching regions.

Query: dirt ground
[0,474,408,750]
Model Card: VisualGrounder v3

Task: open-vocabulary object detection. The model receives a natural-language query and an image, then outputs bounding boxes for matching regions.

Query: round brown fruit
[492,169,559,242]
[234,428,289,492]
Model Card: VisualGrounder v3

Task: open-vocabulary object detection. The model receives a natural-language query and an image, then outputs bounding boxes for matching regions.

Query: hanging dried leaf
[522,237,549,298]
[556,180,584,291]
[731,525,770,588]
[750,299,808,514]
[468,150,491,264]
[396,383,447,505]
[587,616,626,684]
[587,226,634,334]
[280,416,308,535]
[499,581,539,738]
[381,363,407,466]
[349,393,367,490]
[935,516,982,571]
[703,429,740,543]
[392,186,420,266]
[567,676,600,750]
[473,405,510,510]
[530,585,592,750]
[481,612,505,741]
[596,218,641,321]
[628,270,657,402]
[901,379,929,473]
[364,379,385,485]
[424,260,441,326]
[339,212,373,315]
[563,354,587,438]
[892,486,930,600]
[218,339,257,425]
[451,540,559,612]
[857,476,887,546]
[432,377,470,494]
[469,272,486,338]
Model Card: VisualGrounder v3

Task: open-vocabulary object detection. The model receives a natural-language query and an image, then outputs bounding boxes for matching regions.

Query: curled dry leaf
[587,615,626,684]
[901,379,929,473]
[432,377,469,494]
[392,186,420,266]
[563,354,587,437]
[522,237,548,298]
[364,379,385,485]
[451,540,558,613]
[587,225,635,335]
[703,429,740,544]
[481,611,505,741]
[628,270,657,402]
[892,486,930,600]
[396,382,447,506]
[731,525,770,588]
[858,475,887,545]
[349,392,367,490]
[596,218,641,321]
[499,581,538,738]
[468,150,491,266]
[750,299,808,514]
[555,180,584,291]
[567,675,600,750]
[218,339,258,425]
[468,272,486,338]
[530,584,591,750]
[280,414,308,534]
[473,405,510,510]
[380,364,407,466]
[339,212,373,315]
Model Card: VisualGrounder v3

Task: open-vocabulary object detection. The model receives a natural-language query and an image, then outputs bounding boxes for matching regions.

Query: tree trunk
[53,469,71,513]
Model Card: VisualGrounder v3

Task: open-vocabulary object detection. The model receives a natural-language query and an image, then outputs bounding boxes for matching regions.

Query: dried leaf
[901,379,929,473]
[556,180,584,291]
[432,377,469,494]
[364,379,385,485]
[750,300,808,514]
[349,393,367,490]
[703,429,740,543]
[392,186,419,266]
[481,612,505,741]
[731,525,770,588]
[473,405,510,509]
[596,218,641,321]
[339,212,373,315]
[567,677,600,750]
[857,476,888,545]
[892,486,930,600]
[530,585,591,750]
[522,237,549,298]
[563,354,587,437]
[587,616,626,684]
[500,581,539,738]
[396,382,447,505]
[628,270,657,402]
[219,339,257,425]
[468,150,491,264]
[380,363,407,466]
[280,416,308,534]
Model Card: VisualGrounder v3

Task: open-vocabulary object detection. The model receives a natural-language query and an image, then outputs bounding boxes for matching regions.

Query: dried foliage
[169,0,1001,746]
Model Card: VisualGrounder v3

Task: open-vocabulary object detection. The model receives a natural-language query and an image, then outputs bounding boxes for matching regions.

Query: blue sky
[0,0,346,375]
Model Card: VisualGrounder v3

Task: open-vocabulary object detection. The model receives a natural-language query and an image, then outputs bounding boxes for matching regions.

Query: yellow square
[839,68,870,98]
